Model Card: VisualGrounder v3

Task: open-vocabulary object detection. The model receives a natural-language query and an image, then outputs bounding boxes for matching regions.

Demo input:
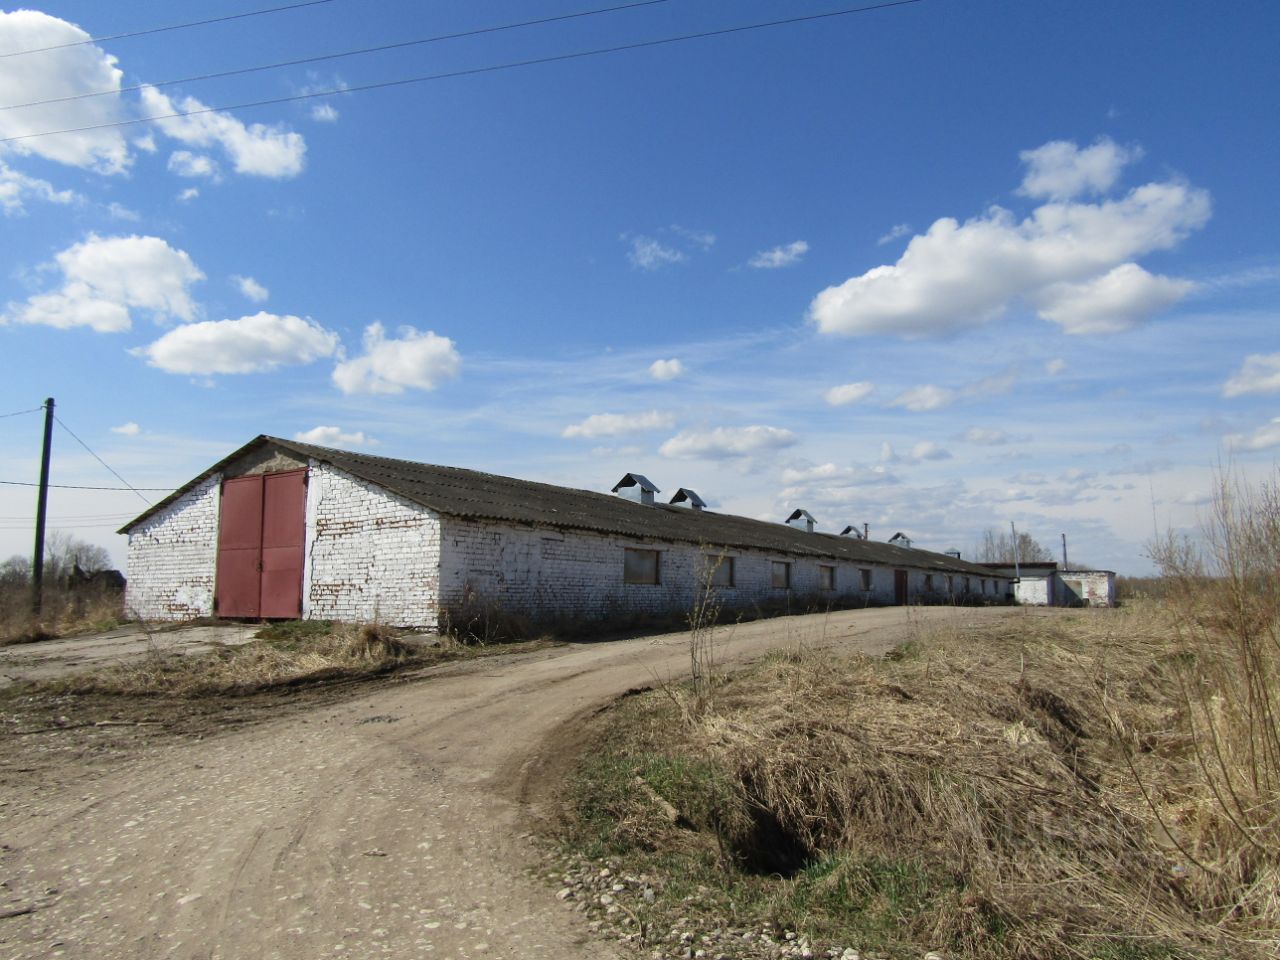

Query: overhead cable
[53,417,153,504]
[0,481,173,491]
[0,0,338,59]
[0,406,43,419]
[0,0,924,146]
[1,0,674,111]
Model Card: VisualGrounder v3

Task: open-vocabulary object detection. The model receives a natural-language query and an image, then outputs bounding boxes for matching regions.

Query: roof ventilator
[786,508,816,533]
[839,525,865,539]
[612,473,660,506]
[888,531,913,549]
[669,488,706,511]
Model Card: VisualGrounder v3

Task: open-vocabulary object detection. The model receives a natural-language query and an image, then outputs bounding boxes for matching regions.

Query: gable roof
[121,435,1001,578]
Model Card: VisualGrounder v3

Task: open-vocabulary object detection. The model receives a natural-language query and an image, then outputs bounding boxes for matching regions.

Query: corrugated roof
[121,435,1001,578]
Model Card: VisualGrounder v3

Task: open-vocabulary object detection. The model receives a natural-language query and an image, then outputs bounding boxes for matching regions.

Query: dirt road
[1,606,1019,960]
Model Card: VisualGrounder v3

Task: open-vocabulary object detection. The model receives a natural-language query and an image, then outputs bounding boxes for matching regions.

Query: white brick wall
[437,518,1011,625]
[124,474,220,621]
[303,463,441,626]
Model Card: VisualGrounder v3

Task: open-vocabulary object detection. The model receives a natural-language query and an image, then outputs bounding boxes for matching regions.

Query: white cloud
[888,385,954,412]
[660,425,798,460]
[1225,417,1280,453]
[167,150,219,179]
[310,103,339,123]
[1223,353,1280,397]
[563,410,675,439]
[332,323,461,395]
[910,441,952,461]
[627,235,685,270]
[649,358,685,380]
[809,140,1209,338]
[877,223,911,245]
[294,426,376,449]
[671,225,716,249]
[781,462,898,487]
[1035,263,1195,334]
[177,187,200,202]
[106,202,139,221]
[961,427,1010,446]
[110,421,140,436]
[232,275,269,303]
[1018,137,1142,200]
[5,234,204,333]
[823,381,874,406]
[1045,357,1067,375]
[0,160,79,214]
[140,86,306,179]
[135,311,338,374]
[748,240,809,269]
[0,10,131,173]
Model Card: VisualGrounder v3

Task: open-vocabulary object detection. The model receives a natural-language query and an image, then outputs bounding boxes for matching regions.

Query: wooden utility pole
[1061,533,1069,571]
[31,397,54,615]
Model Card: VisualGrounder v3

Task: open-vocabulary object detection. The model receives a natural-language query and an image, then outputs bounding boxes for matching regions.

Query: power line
[0,0,339,59]
[0,481,173,491]
[0,406,43,419]
[52,417,153,505]
[0,0,924,146]
[1,0,674,112]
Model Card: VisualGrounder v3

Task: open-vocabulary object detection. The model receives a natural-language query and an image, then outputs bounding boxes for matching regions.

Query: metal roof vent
[669,488,706,511]
[888,531,913,549]
[612,473,659,506]
[839,525,864,539]
[786,508,816,533]
[944,548,962,559]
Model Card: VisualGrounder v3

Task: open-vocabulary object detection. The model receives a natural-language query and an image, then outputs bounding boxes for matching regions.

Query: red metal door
[215,470,306,619]
[260,470,307,618]
[894,570,908,605]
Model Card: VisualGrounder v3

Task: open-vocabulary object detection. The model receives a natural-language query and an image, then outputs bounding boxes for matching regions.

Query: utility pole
[1010,520,1021,581]
[1061,533,1069,571]
[31,397,54,616]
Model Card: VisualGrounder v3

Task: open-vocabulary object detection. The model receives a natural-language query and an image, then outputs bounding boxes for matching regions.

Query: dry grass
[43,621,428,697]
[0,583,125,645]
[561,603,1276,959]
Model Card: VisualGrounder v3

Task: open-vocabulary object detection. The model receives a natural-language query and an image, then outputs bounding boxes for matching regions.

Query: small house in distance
[118,436,1014,627]
[978,561,1115,607]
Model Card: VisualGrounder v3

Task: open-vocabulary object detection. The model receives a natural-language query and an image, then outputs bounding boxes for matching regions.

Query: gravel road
[0,606,1019,960]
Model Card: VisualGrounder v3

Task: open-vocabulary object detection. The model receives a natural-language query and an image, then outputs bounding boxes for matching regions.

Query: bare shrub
[1142,467,1280,936]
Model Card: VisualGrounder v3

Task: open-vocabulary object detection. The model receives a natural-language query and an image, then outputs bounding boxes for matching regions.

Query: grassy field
[551,598,1277,960]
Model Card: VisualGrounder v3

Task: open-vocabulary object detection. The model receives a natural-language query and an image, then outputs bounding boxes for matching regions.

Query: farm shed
[979,561,1115,607]
[119,436,1013,628]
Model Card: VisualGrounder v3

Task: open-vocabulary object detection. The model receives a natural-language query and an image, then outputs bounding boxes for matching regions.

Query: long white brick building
[119,436,1014,627]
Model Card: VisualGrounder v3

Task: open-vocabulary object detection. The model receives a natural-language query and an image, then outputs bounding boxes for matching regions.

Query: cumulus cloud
[877,223,911,245]
[660,425,797,460]
[1018,137,1142,200]
[311,103,339,123]
[5,234,204,332]
[809,139,1209,338]
[0,160,79,214]
[1223,353,1280,397]
[177,187,200,202]
[748,240,809,269]
[135,311,338,374]
[294,425,376,449]
[563,411,675,439]
[232,275,269,303]
[823,381,874,406]
[110,421,140,436]
[649,358,685,380]
[1035,263,1195,334]
[781,462,898,487]
[626,235,685,270]
[1045,357,1067,375]
[671,225,716,250]
[910,441,952,461]
[888,385,954,412]
[167,150,219,179]
[140,86,306,179]
[0,10,131,173]
[1226,417,1280,453]
[332,323,460,395]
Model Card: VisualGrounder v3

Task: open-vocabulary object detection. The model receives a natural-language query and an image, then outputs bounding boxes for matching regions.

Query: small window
[925,574,935,592]
[860,568,872,591]
[771,561,791,589]
[704,555,735,588]
[624,548,660,585]
[819,565,836,591]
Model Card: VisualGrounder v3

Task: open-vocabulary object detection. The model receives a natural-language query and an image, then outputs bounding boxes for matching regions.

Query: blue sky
[1,0,1278,574]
